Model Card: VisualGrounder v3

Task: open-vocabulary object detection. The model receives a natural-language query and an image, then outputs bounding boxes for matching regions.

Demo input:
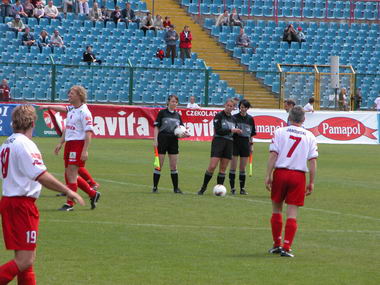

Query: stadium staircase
[144,0,278,108]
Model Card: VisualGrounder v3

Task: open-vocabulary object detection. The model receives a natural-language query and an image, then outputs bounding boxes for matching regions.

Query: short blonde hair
[70,85,87,103]
[12,105,37,132]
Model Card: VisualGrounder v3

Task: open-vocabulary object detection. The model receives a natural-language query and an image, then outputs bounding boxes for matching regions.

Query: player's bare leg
[239,157,249,195]
[152,154,165,193]
[169,154,182,194]
[280,204,298,257]
[198,157,221,195]
[229,156,238,194]
[269,201,284,254]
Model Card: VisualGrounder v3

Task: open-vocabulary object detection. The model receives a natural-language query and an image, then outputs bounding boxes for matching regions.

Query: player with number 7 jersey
[0,105,84,285]
[265,106,318,258]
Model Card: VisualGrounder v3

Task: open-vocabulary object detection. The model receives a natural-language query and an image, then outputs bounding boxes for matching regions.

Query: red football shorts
[0,197,39,250]
[271,168,306,206]
[64,140,85,168]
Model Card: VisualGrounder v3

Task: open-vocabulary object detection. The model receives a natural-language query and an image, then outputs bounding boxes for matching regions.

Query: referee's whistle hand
[231,128,242,134]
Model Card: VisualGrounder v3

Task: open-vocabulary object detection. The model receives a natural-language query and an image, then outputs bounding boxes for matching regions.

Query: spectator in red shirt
[179,25,192,63]
[0,79,11,101]
[163,16,171,29]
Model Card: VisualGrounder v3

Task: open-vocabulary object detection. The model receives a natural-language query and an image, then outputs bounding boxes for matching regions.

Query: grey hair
[288,106,305,124]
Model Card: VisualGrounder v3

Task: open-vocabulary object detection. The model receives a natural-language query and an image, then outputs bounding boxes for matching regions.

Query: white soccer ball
[174,125,187,138]
[213,184,227,197]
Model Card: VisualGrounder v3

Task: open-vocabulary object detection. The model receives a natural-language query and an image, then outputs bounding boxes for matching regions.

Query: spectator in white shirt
[186,96,200,109]
[374,94,380,111]
[303,97,314,112]
[44,0,61,21]
[50,29,65,51]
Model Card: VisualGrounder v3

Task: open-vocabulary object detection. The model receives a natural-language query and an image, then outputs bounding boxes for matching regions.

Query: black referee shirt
[214,111,237,141]
[233,113,256,138]
[154,108,183,136]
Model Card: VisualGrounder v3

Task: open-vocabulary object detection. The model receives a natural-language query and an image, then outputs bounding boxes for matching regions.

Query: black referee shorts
[210,137,233,159]
[158,133,179,155]
[233,137,251,157]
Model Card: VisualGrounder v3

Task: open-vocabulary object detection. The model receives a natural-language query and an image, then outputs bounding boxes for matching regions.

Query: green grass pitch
[0,138,379,284]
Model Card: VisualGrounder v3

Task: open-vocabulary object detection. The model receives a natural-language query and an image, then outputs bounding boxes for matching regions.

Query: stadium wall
[0,104,378,144]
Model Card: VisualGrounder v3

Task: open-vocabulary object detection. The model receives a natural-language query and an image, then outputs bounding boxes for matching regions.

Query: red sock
[77,176,96,198]
[271,213,283,247]
[66,183,77,207]
[0,260,20,284]
[283,218,298,251]
[17,266,35,285]
[78,167,96,187]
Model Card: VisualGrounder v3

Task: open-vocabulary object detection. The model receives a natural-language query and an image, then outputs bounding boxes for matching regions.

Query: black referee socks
[229,170,236,189]
[239,171,246,190]
[217,172,226,185]
[153,169,161,188]
[171,170,178,190]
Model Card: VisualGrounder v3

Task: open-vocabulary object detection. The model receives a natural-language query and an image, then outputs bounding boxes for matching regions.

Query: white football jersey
[269,125,318,172]
[65,104,94,141]
[0,133,47,198]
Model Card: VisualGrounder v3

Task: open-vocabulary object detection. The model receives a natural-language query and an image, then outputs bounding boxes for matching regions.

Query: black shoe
[280,249,294,258]
[231,188,236,195]
[90,192,101,210]
[56,193,66,197]
[197,187,206,195]
[152,187,158,193]
[240,189,248,195]
[173,188,183,194]
[58,204,73,211]
[268,246,282,254]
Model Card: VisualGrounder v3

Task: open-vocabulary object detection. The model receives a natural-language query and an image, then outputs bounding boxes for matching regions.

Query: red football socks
[78,167,96,187]
[271,213,283,247]
[283,218,298,251]
[17,266,36,285]
[0,260,20,284]
[66,183,78,207]
[77,176,96,198]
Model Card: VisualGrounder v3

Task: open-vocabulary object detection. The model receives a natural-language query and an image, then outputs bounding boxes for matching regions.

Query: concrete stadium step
[144,0,278,108]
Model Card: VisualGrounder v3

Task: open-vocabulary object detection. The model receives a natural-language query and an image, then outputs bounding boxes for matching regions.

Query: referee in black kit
[198,99,242,195]
[229,99,256,195]
[153,95,189,194]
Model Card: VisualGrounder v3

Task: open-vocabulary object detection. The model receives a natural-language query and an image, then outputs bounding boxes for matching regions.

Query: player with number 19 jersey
[270,125,318,173]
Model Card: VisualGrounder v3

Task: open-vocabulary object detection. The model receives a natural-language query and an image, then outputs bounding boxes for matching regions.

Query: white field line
[41,219,380,234]
[51,173,380,223]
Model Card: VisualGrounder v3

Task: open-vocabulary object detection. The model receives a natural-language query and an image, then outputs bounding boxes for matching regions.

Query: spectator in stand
[21,27,36,48]
[156,48,165,60]
[141,12,155,36]
[236,27,253,54]
[37,29,50,51]
[296,26,306,48]
[374,92,380,111]
[153,14,164,31]
[164,24,179,64]
[354,88,362,110]
[303,97,315,112]
[44,0,61,21]
[282,24,300,48]
[0,79,11,102]
[216,10,229,27]
[63,0,75,16]
[78,0,89,15]
[338,87,348,111]
[89,1,103,22]
[33,1,44,22]
[122,2,140,27]
[187,96,200,109]
[179,25,192,63]
[83,45,102,65]
[12,0,28,18]
[22,0,35,17]
[50,29,65,51]
[7,15,25,35]
[101,5,110,23]
[111,6,124,24]
[163,16,171,29]
[229,8,242,27]
[1,0,13,18]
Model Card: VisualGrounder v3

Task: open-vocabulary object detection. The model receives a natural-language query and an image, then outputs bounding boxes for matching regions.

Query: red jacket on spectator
[180,31,192,49]
[0,84,10,101]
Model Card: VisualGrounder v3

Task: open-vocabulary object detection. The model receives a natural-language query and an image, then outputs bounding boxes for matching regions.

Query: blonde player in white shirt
[0,105,84,284]
[40,85,100,211]
[265,106,318,258]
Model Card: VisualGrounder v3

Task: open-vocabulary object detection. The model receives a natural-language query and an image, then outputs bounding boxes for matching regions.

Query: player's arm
[38,171,85,205]
[39,105,67,113]
[153,126,159,147]
[54,128,66,155]
[80,130,92,161]
[306,158,317,196]
[265,151,278,192]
